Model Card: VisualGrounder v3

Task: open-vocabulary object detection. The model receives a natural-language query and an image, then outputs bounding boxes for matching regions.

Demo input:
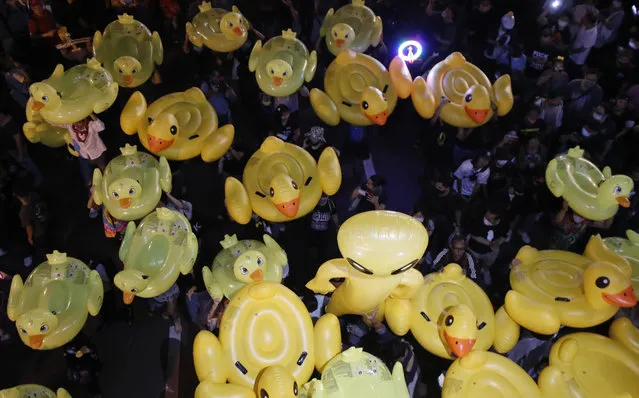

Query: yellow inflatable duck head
[16,308,59,349]
[361,86,388,125]
[265,59,294,88]
[113,56,143,86]
[233,250,266,283]
[147,112,179,152]
[107,177,142,209]
[220,6,248,40]
[268,173,301,218]
[598,175,634,209]
[113,269,150,304]
[29,83,61,113]
[330,23,356,49]
[461,85,491,125]
[437,304,478,358]
[255,365,299,398]
[584,262,637,309]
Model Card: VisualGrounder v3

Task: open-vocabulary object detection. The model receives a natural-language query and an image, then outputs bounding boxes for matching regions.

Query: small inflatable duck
[193,282,342,398]
[546,146,634,221]
[93,144,172,221]
[411,52,513,128]
[203,234,288,300]
[114,208,197,304]
[93,14,163,88]
[600,230,639,295]
[249,29,317,97]
[28,58,118,124]
[225,136,341,224]
[0,385,71,398]
[310,51,412,126]
[320,0,383,56]
[121,87,234,162]
[7,251,103,350]
[186,3,249,52]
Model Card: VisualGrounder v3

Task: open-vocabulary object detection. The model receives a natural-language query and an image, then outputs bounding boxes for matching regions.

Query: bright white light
[633,5,638,15]
[551,0,561,8]
[398,40,423,64]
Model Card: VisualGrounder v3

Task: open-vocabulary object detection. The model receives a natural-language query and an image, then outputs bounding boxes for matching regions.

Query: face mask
[592,112,604,121]
[483,217,497,226]
[534,97,544,107]
[572,214,585,223]
[630,40,639,50]
[613,0,623,7]
[496,159,509,166]
[414,216,425,223]
[581,127,591,137]
[557,20,569,29]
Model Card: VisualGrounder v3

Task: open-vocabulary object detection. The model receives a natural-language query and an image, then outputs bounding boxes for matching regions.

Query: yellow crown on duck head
[352,0,366,6]
[46,250,68,265]
[155,207,176,221]
[567,146,585,159]
[281,29,297,41]
[118,14,135,24]
[199,1,212,12]
[86,58,102,71]
[120,144,138,156]
[220,234,239,249]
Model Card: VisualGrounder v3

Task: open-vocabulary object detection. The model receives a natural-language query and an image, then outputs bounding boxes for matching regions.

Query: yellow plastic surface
[203,234,288,300]
[249,29,317,97]
[114,208,197,303]
[121,88,234,162]
[225,137,341,224]
[186,3,248,52]
[28,58,118,124]
[411,52,513,128]
[23,97,75,156]
[0,385,71,398]
[7,251,103,350]
[320,0,383,56]
[93,14,163,88]
[92,144,172,221]
[546,147,633,221]
[306,211,428,316]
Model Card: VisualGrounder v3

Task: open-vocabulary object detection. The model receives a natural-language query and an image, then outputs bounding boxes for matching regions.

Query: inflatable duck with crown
[93,14,163,88]
[320,0,383,56]
[186,3,249,52]
[0,385,71,398]
[7,251,103,350]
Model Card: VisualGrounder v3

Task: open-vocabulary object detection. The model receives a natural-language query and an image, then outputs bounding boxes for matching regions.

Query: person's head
[412,206,426,223]
[501,11,515,31]
[614,96,629,112]
[318,193,329,206]
[581,10,597,28]
[473,151,491,169]
[478,0,492,13]
[591,104,607,123]
[442,6,458,23]
[434,173,453,195]
[509,178,526,197]
[557,15,570,30]
[450,235,467,263]
[29,0,45,16]
[526,106,541,123]
[306,126,325,146]
[366,174,386,191]
[552,56,565,71]
[581,68,600,90]
[276,104,290,123]
[612,0,623,9]
[484,207,501,225]
[617,48,634,67]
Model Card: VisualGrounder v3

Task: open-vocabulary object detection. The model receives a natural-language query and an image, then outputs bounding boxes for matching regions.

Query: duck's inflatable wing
[504,290,561,335]
[179,232,198,275]
[87,270,104,316]
[314,313,341,372]
[545,158,565,197]
[152,31,163,66]
[224,177,252,225]
[7,275,24,321]
[371,16,383,47]
[118,221,137,262]
[56,388,72,398]
[318,147,342,195]
[609,317,639,356]
[158,156,172,193]
[493,74,513,116]
[202,266,224,301]
[384,297,412,336]
[493,306,520,354]
[319,8,335,38]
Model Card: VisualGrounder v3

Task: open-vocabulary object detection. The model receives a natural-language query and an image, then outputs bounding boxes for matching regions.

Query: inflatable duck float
[502,237,636,336]
[0,385,71,398]
[600,230,639,295]
[114,208,197,304]
[385,263,519,359]
[7,251,103,350]
[22,97,76,155]
[546,146,634,221]
[306,211,427,320]
[310,50,412,126]
[249,29,317,97]
[411,52,513,128]
[193,281,342,398]
[93,144,172,221]
[93,14,163,88]
[28,58,118,124]
[320,0,383,56]
[299,347,409,398]
[225,136,341,224]
[121,87,234,162]
[203,234,288,300]
[186,3,249,52]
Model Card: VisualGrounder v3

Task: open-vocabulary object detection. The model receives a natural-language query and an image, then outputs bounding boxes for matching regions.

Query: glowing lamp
[398,40,423,64]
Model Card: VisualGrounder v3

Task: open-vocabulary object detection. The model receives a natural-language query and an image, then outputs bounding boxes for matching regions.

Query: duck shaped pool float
[310,51,412,126]
[22,97,76,155]
[93,14,163,88]
[114,208,197,304]
[186,3,249,52]
[28,58,118,124]
[121,87,234,162]
[320,0,383,56]
[306,211,427,319]
[411,52,513,128]
[93,144,172,221]
[502,238,636,336]
[193,281,342,398]
[225,136,341,224]
[537,317,639,398]
[203,234,288,300]
[299,347,409,398]
[546,147,634,221]
[385,263,519,359]
[7,251,103,350]
[600,230,639,295]
[0,385,71,398]
[249,29,317,98]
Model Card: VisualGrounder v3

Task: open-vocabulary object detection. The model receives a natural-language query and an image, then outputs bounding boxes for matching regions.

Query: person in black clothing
[432,235,481,284]
[467,206,507,268]
[12,179,48,267]
[270,104,300,144]
[348,174,387,213]
[517,106,547,141]
[218,143,247,179]
[307,193,340,272]
[419,172,464,247]
[302,126,332,161]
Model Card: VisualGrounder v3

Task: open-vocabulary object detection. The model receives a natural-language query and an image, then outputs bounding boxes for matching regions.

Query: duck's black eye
[291,181,298,189]
[465,94,472,102]
[270,69,275,75]
[269,187,275,197]
[615,186,622,194]
[362,101,369,110]
[345,34,349,39]
[118,68,123,73]
[42,95,48,102]
[283,71,287,76]
[445,315,454,326]
[260,389,269,398]
[596,276,610,289]
[131,288,138,293]
[132,69,137,74]
[40,324,49,332]
[147,117,153,123]
[293,381,298,395]
[333,31,338,37]
[228,22,233,27]
[170,125,178,135]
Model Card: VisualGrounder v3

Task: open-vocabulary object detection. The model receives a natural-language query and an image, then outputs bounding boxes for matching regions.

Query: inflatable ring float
[93,14,163,88]
[320,0,383,56]
[306,211,427,318]
[0,385,71,398]
[546,146,633,221]
[114,208,197,304]
[411,52,513,128]
[225,136,341,224]
[7,251,103,350]
[23,97,77,156]
[601,230,639,295]
[121,87,234,162]
[193,282,341,398]
[92,144,172,221]
[310,51,412,126]
[186,3,249,52]
[203,234,288,300]
[249,29,317,98]
[28,58,118,124]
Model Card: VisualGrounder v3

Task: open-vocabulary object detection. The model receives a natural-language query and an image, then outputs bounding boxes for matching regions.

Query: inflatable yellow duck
[186,3,249,52]
[320,0,383,56]
[225,136,341,224]
[0,385,71,398]
[546,147,633,221]
[22,97,76,155]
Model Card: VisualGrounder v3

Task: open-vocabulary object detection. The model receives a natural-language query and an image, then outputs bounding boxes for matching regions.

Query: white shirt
[569,25,598,65]
[62,119,106,160]
[454,159,490,197]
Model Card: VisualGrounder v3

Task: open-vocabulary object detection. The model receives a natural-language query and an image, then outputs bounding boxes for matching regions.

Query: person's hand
[367,195,380,206]
[426,0,434,15]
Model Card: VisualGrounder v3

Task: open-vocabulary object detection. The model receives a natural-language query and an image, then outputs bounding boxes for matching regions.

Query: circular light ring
[398,40,423,63]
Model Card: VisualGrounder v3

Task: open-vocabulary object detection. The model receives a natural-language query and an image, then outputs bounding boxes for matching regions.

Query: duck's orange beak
[464,107,489,125]
[272,76,283,86]
[122,75,133,85]
[365,109,389,126]
[603,286,637,307]
[336,38,345,47]
[616,196,631,208]
[123,292,135,305]
[444,331,476,358]
[250,269,264,281]
[119,198,131,209]
[32,101,45,111]
[275,196,300,218]
[147,135,174,153]
[29,334,44,349]
[233,26,243,36]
